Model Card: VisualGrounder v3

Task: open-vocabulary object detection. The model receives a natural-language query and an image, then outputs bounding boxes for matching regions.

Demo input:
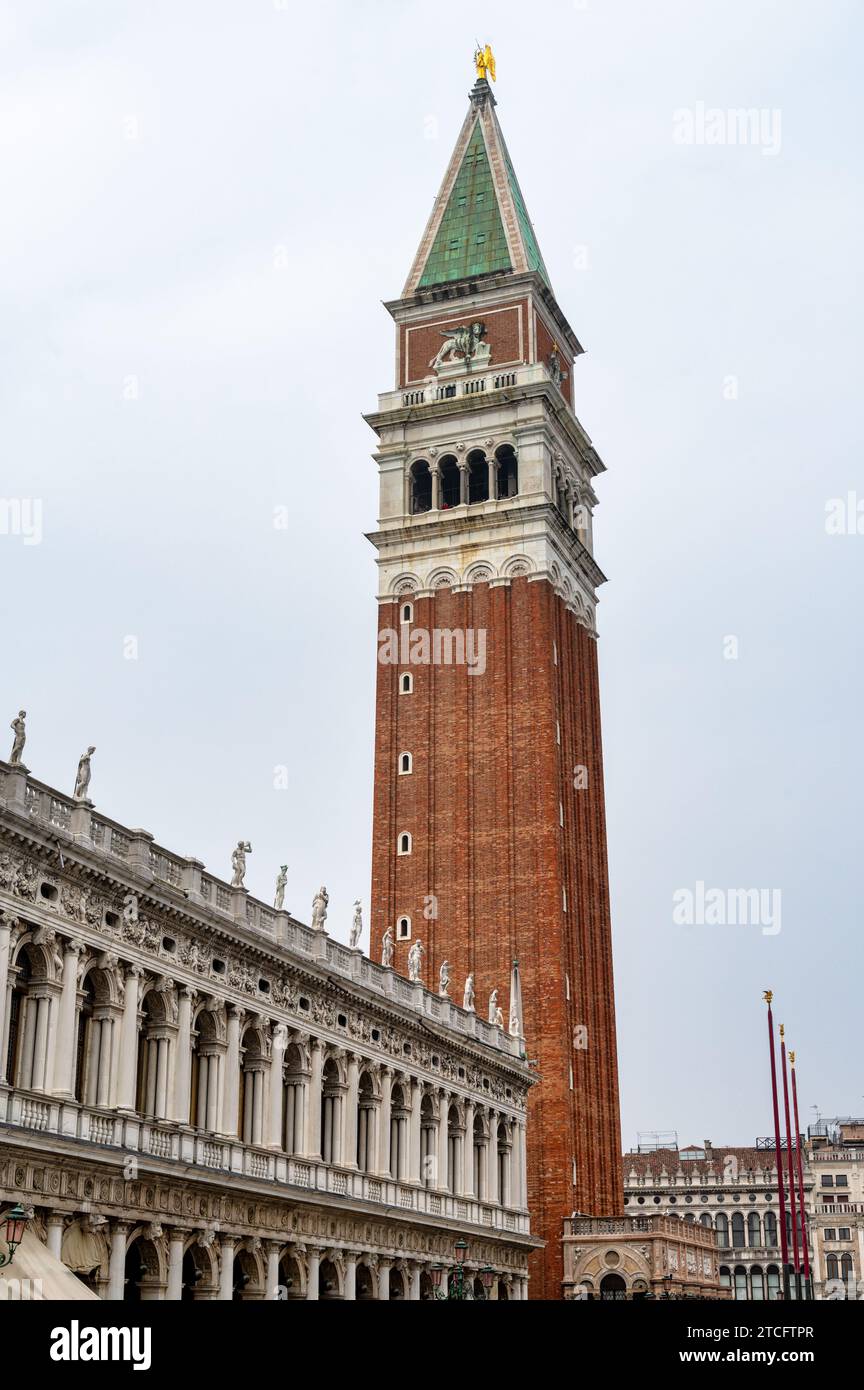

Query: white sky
[1,0,861,1152]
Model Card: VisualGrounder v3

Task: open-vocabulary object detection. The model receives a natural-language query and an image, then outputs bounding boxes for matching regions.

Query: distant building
[623,1141,813,1300]
[808,1118,864,1299]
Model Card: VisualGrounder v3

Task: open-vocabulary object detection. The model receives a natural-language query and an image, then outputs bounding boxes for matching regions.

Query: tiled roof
[624,1147,776,1179]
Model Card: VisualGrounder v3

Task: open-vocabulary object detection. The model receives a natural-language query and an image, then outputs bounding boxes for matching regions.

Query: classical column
[32,990,53,1091]
[487,452,498,501]
[436,1090,450,1193]
[377,1067,392,1177]
[172,987,196,1123]
[0,914,14,1083]
[458,462,468,505]
[107,1222,130,1301]
[487,1109,499,1205]
[167,1230,185,1301]
[117,966,143,1112]
[343,1254,357,1301]
[46,1213,64,1259]
[429,463,440,511]
[463,1100,476,1198]
[409,1262,421,1301]
[218,1237,236,1301]
[52,939,84,1096]
[221,1006,243,1138]
[342,1053,359,1168]
[265,1242,280,1300]
[377,1258,391,1301]
[306,1247,320,1301]
[304,1039,323,1159]
[409,1081,422,1184]
[267,1026,287,1149]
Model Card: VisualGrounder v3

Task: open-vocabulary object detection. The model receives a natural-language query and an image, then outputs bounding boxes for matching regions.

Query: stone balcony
[0,1085,530,1238]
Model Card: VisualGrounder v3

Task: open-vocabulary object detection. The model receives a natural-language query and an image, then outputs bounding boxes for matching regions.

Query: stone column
[304,1039,323,1159]
[487,453,498,501]
[172,987,196,1124]
[0,914,14,1083]
[117,966,143,1112]
[265,1242,280,1300]
[409,1080,422,1184]
[343,1254,357,1301]
[306,1247,320,1301]
[107,1222,130,1301]
[46,1213,65,1259]
[463,1100,476,1198]
[377,1067,392,1177]
[487,1109,499,1205]
[430,463,440,510]
[267,1026,287,1149]
[517,1119,528,1208]
[52,938,85,1096]
[222,1006,243,1138]
[218,1237,236,1301]
[436,1090,450,1192]
[409,1262,421,1301]
[377,1258,391,1301]
[167,1230,185,1301]
[342,1052,359,1169]
[458,462,468,505]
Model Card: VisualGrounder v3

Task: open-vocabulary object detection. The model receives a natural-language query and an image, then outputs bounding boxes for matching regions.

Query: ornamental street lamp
[0,1206,29,1269]
[431,1238,495,1301]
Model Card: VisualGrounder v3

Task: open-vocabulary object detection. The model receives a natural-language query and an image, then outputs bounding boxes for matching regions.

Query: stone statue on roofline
[273,865,288,911]
[73,746,96,801]
[231,840,251,888]
[310,886,329,932]
[9,711,26,767]
[349,900,363,950]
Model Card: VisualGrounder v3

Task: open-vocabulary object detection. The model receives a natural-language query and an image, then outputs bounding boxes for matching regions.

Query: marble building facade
[0,755,536,1300]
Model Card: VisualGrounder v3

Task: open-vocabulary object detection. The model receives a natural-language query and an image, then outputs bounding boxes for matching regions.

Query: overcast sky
[2,0,861,1153]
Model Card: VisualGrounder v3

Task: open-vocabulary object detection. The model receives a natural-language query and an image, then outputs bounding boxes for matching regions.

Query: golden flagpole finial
[763,989,773,1005]
[475,44,496,82]
[790,1051,796,1066]
[779,1023,785,1038]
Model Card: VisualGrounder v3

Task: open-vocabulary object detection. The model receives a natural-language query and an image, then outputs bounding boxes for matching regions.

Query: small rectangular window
[821,1175,834,1187]
[839,1227,851,1240]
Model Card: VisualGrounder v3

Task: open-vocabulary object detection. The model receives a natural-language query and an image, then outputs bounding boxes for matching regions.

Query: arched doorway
[356,1263,375,1300]
[124,1235,163,1301]
[599,1272,627,1300]
[319,1258,341,1299]
[278,1253,304,1300]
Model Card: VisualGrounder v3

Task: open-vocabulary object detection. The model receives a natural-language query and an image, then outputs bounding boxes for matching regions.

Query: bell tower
[366,61,622,1298]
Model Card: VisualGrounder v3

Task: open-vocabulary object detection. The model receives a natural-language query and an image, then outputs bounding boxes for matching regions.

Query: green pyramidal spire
[405,80,552,296]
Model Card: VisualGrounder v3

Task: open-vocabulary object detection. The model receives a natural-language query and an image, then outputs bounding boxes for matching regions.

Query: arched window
[320,1057,342,1165]
[496,444,518,498]
[497,1121,511,1207]
[239,1023,268,1147]
[719,1265,731,1292]
[473,1112,487,1201]
[764,1210,777,1247]
[420,1093,436,1188]
[841,1253,854,1292]
[825,1253,839,1282]
[190,1003,225,1132]
[715,1213,729,1248]
[700,1213,712,1228]
[396,916,411,940]
[74,973,95,1103]
[4,947,30,1087]
[400,672,413,694]
[447,1104,461,1194]
[357,1071,376,1173]
[750,1265,765,1301]
[389,1082,409,1181]
[748,1212,761,1247]
[467,448,488,504]
[136,988,173,1119]
[733,1265,748,1300]
[397,832,412,856]
[731,1212,745,1248]
[439,455,460,509]
[766,1264,781,1300]
[400,602,413,624]
[283,1041,306,1155]
[399,752,412,774]
[410,460,432,514]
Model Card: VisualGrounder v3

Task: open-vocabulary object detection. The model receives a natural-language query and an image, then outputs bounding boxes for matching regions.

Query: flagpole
[780,1025,800,1298]
[764,992,790,1298]
[790,1051,812,1298]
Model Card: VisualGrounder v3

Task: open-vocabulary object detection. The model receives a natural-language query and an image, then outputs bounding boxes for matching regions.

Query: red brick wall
[401,300,528,384]
[370,577,622,1297]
